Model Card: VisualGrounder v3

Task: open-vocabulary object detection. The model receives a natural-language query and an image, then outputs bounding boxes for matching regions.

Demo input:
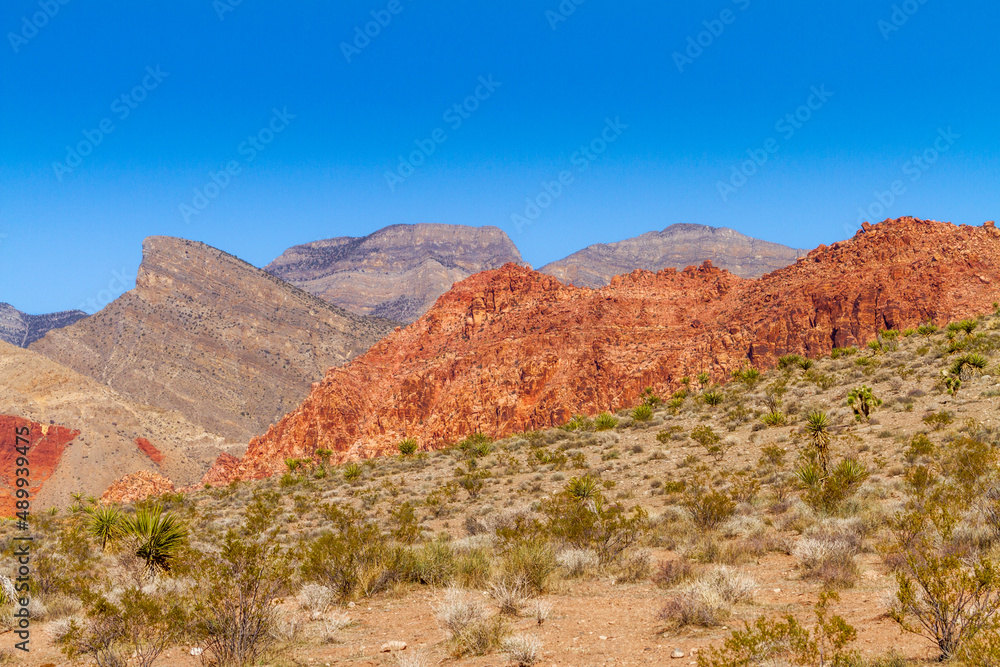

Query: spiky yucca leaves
[594,412,619,431]
[120,505,188,574]
[398,437,418,456]
[86,505,125,550]
[804,410,832,474]
[566,475,600,500]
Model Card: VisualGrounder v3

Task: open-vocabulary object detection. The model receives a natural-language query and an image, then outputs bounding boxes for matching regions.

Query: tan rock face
[539,223,807,287]
[31,236,396,443]
[0,339,229,511]
[266,224,525,323]
[101,470,175,504]
[209,217,1000,483]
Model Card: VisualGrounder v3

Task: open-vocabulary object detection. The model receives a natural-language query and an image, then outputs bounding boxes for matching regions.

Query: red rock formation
[208,218,1000,482]
[135,437,165,464]
[201,452,241,487]
[101,470,175,504]
[0,416,79,515]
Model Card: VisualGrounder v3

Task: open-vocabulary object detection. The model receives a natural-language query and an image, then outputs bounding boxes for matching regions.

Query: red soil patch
[135,436,165,464]
[0,415,78,515]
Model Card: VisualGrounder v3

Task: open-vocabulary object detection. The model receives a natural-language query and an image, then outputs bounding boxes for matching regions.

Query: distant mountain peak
[0,302,87,348]
[266,223,525,323]
[539,224,806,288]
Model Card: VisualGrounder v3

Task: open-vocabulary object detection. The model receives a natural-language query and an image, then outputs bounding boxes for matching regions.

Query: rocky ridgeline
[539,223,807,287]
[31,236,396,443]
[0,302,87,348]
[206,218,1000,483]
[266,223,525,323]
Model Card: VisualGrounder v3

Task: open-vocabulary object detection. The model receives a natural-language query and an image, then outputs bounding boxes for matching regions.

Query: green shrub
[732,366,761,386]
[761,411,786,427]
[796,458,869,514]
[60,588,187,667]
[702,390,723,406]
[409,538,456,586]
[922,410,953,430]
[119,505,187,575]
[697,593,858,667]
[683,481,736,531]
[398,437,418,456]
[594,412,619,431]
[847,386,881,420]
[543,482,649,565]
[632,404,653,422]
[830,346,857,359]
[300,504,405,600]
[343,462,362,482]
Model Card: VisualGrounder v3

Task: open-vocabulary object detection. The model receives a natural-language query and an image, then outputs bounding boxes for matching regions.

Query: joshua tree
[804,410,832,474]
[847,386,881,421]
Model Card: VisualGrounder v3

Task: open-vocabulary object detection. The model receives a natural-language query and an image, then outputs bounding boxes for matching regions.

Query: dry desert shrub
[659,567,755,628]
[298,583,334,614]
[557,548,597,578]
[502,633,542,666]
[793,536,860,588]
[435,587,509,656]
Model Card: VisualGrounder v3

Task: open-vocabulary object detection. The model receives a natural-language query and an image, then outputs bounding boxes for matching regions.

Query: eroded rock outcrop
[0,416,79,514]
[101,470,175,504]
[209,218,1000,482]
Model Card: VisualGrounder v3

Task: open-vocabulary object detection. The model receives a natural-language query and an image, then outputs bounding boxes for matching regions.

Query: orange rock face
[135,437,165,464]
[0,416,79,515]
[101,470,175,504]
[209,218,1000,482]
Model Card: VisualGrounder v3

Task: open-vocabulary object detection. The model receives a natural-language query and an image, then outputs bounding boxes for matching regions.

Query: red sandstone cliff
[206,218,1000,483]
[0,416,79,514]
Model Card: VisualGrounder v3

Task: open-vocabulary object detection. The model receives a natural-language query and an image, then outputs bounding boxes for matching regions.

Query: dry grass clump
[659,567,755,628]
[557,548,597,578]
[435,587,509,656]
[502,633,542,666]
[490,576,533,615]
[298,583,334,615]
[614,549,652,583]
[793,535,860,588]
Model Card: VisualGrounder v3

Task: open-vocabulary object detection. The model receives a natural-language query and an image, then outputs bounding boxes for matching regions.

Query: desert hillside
[30,236,396,443]
[215,217,1000,481]
[6,303,1000,666]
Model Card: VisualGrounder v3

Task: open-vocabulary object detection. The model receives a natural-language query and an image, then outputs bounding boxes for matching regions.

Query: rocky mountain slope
[207,217,1000,482]
[0,302,87,347]
[539,223,806,287]
[0,340,230,512]
[31,236,396,443]
[266,224,524,322]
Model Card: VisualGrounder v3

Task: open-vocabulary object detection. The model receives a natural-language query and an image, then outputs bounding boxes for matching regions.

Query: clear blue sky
[1,1,998,314]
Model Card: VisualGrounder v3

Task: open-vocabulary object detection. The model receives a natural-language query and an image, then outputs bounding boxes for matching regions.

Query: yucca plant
[87,505,125,549]
[632,404,653,422]
[594,412,619,431]
[761,411,786,427]
[702,390,723,406]
[343,462,362,482]
[398,437,418,456]
[566,475,600,500]
[804,410,831,474]
[121,505,187,574]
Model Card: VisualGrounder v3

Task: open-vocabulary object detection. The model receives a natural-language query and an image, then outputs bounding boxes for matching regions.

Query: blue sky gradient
[1,0,998,313]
